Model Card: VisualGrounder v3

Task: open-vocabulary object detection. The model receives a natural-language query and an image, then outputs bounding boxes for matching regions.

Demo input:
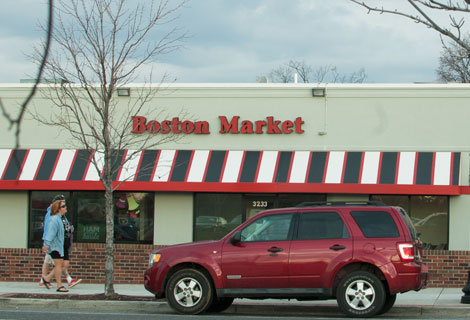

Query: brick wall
[422,250,470,287]
[1,246,469,287]
[0,243,161,284]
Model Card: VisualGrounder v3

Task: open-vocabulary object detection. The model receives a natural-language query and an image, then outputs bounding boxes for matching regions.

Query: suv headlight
[148,253,161,267]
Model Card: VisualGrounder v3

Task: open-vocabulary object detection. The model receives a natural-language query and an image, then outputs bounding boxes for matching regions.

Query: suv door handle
[267,247,283,253]
[329,245,346,251]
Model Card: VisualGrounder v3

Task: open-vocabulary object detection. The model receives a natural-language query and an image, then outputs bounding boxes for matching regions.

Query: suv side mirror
[230,231,241,245]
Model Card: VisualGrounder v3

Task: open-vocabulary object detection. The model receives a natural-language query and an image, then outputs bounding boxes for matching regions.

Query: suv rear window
[350,211,399,238]
[398,208,418,241]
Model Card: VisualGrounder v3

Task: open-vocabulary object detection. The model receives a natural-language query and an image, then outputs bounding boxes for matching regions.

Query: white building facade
[0,83,469,286]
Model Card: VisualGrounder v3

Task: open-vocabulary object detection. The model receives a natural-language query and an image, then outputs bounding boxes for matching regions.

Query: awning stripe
[3,149,27,180]
[275,151,293,183]
[19,149,43,181]
[153,150,175,182]
[205,150,226,183]
[344,152,362,184]
[416,152,434,185]
[222,151,243,183]
[325,151,345,184]
[307,152,327,183]
[452,152,461,186]
[69,150,90,181]
[37,149,59,181]
[240,151,260,183]
[257,151,278,183]
[135,150,158,182]
[379,152,398,184]
[0,149,12,180]
[433,152,451,186]
[289,151,310,183]
[397,152,416,185]
[187,150,209,183]
[0,149,462,193]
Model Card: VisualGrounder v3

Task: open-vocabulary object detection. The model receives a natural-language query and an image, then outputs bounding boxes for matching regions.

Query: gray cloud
[0,0,449,83]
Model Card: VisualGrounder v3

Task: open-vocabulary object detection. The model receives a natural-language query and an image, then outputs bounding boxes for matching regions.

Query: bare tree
[437,33,470,82]
[287,60,313,83]
[264,60,366,83]
[349,1,470,54]
[30,0,187,296]
[0,0,53,149]
[268,64,294,83]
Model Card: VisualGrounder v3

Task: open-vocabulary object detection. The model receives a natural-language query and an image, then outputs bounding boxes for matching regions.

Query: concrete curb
[1,297,470,318]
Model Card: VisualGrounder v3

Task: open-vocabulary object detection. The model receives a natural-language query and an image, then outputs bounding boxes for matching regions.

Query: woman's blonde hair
[50,200,63,216]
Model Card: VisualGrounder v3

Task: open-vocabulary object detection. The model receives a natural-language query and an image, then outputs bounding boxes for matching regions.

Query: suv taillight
[397,243,415,261]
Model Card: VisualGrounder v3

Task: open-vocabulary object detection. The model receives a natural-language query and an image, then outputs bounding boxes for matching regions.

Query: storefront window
[74,192,106,243]
[194,193,326,242]
[29,191,154,247]
[371,195,449,250]
[113,192,154,243]
[410,196,448,250]
[194,194,243,242]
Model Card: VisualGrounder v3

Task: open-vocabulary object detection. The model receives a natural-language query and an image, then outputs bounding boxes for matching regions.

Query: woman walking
[42,200,69,292]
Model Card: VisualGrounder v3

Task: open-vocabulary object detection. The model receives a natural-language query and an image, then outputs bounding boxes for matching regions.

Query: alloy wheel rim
[173,277,203,307]
[344,279,376,310]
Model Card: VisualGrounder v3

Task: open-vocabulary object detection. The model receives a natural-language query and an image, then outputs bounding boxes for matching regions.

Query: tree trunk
[104,184,115,296]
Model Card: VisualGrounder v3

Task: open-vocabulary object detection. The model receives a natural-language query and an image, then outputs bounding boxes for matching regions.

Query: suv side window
[241,214,293,242]
[350,211,399,238]
[297,211,349,240]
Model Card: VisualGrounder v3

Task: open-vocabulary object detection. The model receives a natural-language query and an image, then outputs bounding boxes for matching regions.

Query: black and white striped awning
[0,149,461,194]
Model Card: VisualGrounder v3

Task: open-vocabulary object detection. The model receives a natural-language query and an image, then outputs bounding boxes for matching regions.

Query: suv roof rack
[296,201,386,207]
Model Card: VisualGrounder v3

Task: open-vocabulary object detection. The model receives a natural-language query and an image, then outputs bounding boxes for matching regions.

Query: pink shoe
[68,279,82,288]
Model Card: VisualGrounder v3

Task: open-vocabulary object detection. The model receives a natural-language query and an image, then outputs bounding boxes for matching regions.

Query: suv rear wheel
[378,292,397,315]
[165,269,213,314]
[336,271,385,318]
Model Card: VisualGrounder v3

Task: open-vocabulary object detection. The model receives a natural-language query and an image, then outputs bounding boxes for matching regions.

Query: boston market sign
[132,116,304,135]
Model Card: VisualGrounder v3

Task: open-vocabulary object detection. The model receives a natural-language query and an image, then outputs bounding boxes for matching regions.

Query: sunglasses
[61,205,67,208]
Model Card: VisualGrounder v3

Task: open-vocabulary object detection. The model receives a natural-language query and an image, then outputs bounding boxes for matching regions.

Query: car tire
[336,271,385,318]
[207,297,234,313]
[377,292,397,315]
[165,268,213,315]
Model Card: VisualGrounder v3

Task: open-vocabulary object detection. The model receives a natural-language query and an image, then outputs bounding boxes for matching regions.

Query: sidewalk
[1,282,470,317]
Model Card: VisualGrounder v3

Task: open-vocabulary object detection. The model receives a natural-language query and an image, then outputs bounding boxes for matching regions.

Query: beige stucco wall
[154,192,193,245]
[0,192,28,248]
[2,83,470,152]
[1,84,470,249]
[449,195,470,250]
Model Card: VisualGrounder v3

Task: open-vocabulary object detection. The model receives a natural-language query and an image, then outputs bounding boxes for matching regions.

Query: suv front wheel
[336,271,385,318]
[165,269,213,314]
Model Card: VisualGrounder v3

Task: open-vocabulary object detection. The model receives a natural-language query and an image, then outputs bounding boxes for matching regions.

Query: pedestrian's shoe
[68,279,82,288]
[41,278,53,289]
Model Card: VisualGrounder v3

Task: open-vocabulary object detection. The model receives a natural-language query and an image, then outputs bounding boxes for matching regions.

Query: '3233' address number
[252,201,268,208]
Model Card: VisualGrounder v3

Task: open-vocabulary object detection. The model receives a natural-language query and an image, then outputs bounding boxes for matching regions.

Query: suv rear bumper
[389,263,428,294]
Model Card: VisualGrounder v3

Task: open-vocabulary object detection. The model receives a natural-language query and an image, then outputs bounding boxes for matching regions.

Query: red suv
[144,201,428,317]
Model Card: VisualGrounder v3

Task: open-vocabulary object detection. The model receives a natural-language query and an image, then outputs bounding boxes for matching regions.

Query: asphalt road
[0,308,340,320]
[1,307,470,320]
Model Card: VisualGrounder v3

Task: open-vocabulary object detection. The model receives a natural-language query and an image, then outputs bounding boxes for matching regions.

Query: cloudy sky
[0,0,463,83]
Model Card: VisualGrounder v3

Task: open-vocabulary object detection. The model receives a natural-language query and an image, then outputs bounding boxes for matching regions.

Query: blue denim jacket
[43,214,65,256]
